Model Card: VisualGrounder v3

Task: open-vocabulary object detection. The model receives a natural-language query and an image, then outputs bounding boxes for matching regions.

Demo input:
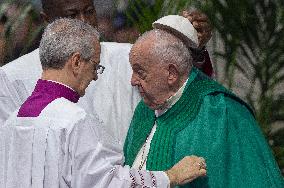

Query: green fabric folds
[124,68,284,187]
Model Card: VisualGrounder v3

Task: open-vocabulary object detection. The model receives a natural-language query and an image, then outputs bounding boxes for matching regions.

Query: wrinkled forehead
[130,39,157,67]
[130,42,148,60]
[131,33,159,56]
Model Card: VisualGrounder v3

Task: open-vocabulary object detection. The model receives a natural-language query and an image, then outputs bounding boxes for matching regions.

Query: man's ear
[168,64,179,85]
[40,11,50,24]
[69,52,82,76]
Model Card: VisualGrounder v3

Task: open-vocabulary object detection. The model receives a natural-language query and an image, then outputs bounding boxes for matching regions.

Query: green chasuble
[124,68,284,187]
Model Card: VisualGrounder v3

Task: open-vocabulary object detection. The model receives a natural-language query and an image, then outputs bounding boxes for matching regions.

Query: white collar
[46,80,76,92]
[155,79,188,117]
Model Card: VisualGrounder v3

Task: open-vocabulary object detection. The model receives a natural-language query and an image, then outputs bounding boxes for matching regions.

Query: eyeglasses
[95,64,105,74]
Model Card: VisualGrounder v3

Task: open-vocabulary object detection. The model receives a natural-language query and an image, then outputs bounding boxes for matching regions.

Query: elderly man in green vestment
[123,23,284,187]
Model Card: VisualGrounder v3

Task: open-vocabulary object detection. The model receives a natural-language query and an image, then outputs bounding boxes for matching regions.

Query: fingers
[194,22,212,47]
[170,155,207,185]
[199,157,206,168]
[180,157,207,184]
[197,161,207,171]
[181,9,212,48]
[188,11,209,22]
[182,10,190,17]
[182,10,209,22]
[197,32,212,48]
[184,156,207,170]
[182,11,192,22]
[191,157,206,171]
[193,22,212,33]
[199,157,205,163]
[198,169,207,177]
[199,156,204,160]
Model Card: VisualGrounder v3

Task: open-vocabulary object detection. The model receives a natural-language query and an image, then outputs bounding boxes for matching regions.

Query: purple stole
[18,79,80,117]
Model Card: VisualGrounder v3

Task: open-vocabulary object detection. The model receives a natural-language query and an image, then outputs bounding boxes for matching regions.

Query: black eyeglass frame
[95,64,105,74]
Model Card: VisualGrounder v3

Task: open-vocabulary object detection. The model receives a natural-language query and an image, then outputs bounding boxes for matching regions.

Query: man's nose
[131,74,139,86]
[93,73,98,81]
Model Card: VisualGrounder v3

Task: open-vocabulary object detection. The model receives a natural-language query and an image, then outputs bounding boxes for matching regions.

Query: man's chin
[142,99,159,110]
[79,90,85,97]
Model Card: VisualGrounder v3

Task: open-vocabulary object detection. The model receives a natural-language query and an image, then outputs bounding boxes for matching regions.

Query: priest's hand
[165,156,207,187]
[181,10,212,49]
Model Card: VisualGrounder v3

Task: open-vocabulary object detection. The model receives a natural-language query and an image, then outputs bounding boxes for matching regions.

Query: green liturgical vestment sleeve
[124,68,284,188]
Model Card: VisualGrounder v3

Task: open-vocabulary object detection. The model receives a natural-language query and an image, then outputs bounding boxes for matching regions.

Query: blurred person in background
[0,1,42,65]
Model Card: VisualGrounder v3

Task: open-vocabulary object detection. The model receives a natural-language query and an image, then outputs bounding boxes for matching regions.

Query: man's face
[130,40,172,110]
[45,0,97,28]
[77,39,101,96]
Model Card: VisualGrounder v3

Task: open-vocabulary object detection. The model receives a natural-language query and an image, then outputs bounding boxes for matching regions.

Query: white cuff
[154,171,170,188]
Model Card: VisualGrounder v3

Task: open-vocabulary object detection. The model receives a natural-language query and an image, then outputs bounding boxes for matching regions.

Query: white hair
[136,29,192,75]
[39,18,100,70]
